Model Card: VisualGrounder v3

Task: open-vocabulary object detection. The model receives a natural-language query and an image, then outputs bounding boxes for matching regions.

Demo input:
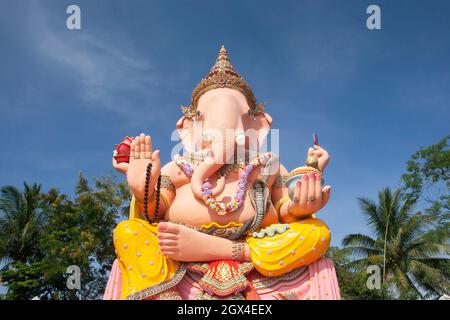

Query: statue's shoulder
[160,161,189,188]
[267,162,288,189]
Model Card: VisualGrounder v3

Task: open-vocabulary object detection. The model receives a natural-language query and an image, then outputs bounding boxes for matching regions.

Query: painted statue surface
[104,46,341,300]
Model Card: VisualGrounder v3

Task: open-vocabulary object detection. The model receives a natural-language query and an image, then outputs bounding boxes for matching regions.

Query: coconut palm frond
[0,186,23,219]
[0,184,44,263]
[358,197,385,238]
[342,233,379,249]
[398,214,429,249]
[339,245,383,260]
[407,239,450,258]
[409,259,450,295]
[342,254,384,270]
[392,266,420,298]
[342,187,449,298]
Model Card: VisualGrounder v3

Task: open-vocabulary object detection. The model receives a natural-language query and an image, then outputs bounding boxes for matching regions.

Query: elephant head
[176,88,272,199]
[176,46,273,199]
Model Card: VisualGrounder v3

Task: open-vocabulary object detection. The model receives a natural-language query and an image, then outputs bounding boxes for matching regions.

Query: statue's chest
[208,168,261,188]
[165,170,269,227]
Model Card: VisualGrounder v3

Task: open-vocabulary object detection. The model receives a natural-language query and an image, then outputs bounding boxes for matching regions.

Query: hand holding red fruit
[113,133,161,202]
[112,136,134,175]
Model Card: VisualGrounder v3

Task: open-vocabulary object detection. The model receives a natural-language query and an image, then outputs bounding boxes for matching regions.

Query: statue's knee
[303,217,329,228]
[313,218,331,245]
[289,218,331,250]
[114,221,132,252]
[113,220,146,252]
[114,220,133,239]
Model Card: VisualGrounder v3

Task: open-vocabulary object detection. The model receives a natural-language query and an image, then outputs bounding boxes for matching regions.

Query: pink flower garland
[174,153,271,215]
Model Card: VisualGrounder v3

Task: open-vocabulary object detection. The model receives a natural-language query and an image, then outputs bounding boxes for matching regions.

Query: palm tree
[0,183,45,265]
[341,188,450,299]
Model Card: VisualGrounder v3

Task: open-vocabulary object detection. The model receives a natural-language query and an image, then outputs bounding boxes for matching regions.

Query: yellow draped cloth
[246,218,331,277]
[113,197,184,300]
[113,197,331,299]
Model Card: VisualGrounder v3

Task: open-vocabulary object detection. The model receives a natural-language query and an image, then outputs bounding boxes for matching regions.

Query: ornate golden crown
[181,45,265,118]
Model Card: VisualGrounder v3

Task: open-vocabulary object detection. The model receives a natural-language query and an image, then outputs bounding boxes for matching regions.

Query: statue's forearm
[279,199,313,222]
[127,172,152,202]
[128,168,175,203]
[128,177,175,219]
[195,235,250,262]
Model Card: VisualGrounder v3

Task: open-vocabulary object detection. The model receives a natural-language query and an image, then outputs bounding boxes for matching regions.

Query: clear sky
[0,0,449,247]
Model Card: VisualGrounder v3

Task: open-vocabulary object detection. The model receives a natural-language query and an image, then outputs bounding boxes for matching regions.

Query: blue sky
[0,0,449,248]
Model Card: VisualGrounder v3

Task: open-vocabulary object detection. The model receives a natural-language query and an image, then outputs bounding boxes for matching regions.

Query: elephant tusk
[235,133,246,146]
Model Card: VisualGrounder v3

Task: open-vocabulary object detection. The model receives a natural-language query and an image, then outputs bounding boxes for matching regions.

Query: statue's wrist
[285,201,316,219]
[135,189,155,204]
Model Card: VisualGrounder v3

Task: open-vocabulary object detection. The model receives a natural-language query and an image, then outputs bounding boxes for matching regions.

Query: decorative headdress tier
[181,45,265,118]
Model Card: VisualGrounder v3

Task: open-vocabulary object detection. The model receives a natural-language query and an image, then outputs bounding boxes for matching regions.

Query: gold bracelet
[137,190,171,210]
[232,240,246,261]
[287,166,322,179]
[159,193,170,210]
[274,195,290,214]
[135,189,156,205]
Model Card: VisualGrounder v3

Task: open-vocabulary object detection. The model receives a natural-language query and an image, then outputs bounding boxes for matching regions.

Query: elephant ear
[176,116,197,153]
[244,112,273,148]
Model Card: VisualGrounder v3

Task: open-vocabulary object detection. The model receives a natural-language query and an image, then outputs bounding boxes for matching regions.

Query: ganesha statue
[103,46,340,300]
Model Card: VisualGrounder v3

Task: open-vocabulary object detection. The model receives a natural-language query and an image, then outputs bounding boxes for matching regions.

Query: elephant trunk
[191,128,236,199]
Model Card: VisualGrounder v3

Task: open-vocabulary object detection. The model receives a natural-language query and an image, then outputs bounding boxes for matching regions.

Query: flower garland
[174,153,272,215]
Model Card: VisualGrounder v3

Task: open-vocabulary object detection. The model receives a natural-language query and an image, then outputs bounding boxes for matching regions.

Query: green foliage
[339,188,449,299]
[0,261,45,300]
[401,135,450,235]
[1,136,449,300]
[0,183,45,264]
[0,173,129,300]
[327,247,388,299]
[333,136,450,300]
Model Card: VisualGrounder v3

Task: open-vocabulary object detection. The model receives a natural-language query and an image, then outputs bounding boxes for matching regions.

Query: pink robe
[103,258,340,300]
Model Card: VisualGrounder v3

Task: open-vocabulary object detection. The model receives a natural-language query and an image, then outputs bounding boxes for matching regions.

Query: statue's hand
[287,173,331,218]
[126,133,161,199]
[112,150,129,175]
[308,145,330,172]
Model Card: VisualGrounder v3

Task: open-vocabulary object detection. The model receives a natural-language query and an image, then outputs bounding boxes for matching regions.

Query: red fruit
[114,136,134,163]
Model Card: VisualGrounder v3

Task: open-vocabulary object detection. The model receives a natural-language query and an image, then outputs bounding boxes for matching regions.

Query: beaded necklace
[174,152,272,216]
